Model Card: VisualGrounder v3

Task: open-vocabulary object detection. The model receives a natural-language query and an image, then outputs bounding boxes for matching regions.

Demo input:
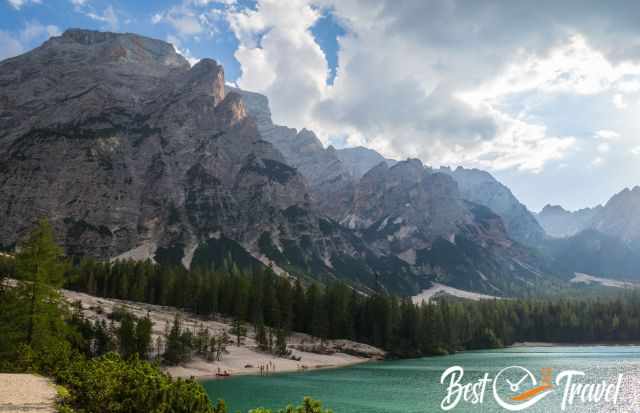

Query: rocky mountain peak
[184,58,225,104]
[215,92,247,125]
[335,146,397,179]
[540,204,568,214]
[441,166,545,245]
[60,28,121,45]
[536,203,602,238]
[591,186,640,243]
[50,28,189,70]
[387,158,427,186]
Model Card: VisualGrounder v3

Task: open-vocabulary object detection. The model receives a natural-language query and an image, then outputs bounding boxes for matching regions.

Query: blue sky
[0,0,346,83]
[3,0,640,212]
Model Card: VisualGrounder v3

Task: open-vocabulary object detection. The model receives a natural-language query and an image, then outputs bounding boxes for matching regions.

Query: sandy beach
[63,289,385,379]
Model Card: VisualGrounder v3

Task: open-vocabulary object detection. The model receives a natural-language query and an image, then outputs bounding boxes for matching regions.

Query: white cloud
[86,5,119,31]
[227,0,329,129]
[0,31,23,60]
[591,157,604,166]
[459,35,640,107]
[613,93,628,109]
[632,146,640,156]
[152,0,228,38]
[224,0,580,172]
[595,130,620,140]
[597,142,610,153]
[0,21,60,61]
[166,14,203,36]
[216,0,640,188]
[20,21,61,43]
[6,0,41,10]
[166,34,200,66]
[70,0,87,5]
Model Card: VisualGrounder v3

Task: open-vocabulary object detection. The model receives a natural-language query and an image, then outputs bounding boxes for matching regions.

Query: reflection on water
[202,346,640,412]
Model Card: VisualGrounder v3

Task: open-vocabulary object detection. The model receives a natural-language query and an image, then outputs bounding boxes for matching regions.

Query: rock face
[341,159,549,294]
[0,29,427,295]
[335,146,396,179]
[0,29,557,296]
[542,229,640,280]
[591,186,640,244]
[537,188,640,281]
[536,204,602,238]
[227,86,355,220]
[537,187,640,243]
[231,87,545,250]
[0,29,305,258]
[441,167,545,245]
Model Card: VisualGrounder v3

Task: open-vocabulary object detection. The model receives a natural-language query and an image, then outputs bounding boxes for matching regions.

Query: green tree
[275,328,289,356]
[231,318,247,346]
[256,319,269,351]
[135,313,153,359]
[117,312,137,359]
[15,220,69,348]
[164,314,191,365]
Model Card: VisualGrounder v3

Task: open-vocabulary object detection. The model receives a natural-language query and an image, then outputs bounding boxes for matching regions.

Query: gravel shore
[0,374,56,413]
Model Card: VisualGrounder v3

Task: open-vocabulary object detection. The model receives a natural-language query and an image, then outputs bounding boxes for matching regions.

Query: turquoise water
[202,346,640,412]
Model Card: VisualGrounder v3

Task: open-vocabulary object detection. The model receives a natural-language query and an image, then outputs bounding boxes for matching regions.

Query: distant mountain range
[536,204,602,238]
[1,29,639,296]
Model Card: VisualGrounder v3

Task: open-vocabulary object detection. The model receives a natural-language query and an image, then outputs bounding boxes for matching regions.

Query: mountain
[537,187,640,243]
[542,229,640,280]
[536,204,602,238]
[537,187,640,281]
[0,29,312,262]
[441,167,545,246]
[226,86,355,220]
[591,186,640,244]
[341,159,551,294]
[232,87,553,294]
[0,29,559,297]
[335,146,397,179]
[0,29,422,294]
[232,88,543,249]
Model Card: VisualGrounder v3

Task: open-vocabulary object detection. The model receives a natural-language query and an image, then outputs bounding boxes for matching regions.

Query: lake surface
[202,346,640,412]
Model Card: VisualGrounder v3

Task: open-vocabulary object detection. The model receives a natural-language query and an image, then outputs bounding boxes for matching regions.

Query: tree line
[66,255,640,357]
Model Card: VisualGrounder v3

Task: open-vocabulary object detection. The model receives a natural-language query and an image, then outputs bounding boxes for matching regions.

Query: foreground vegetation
[0,221,331,413]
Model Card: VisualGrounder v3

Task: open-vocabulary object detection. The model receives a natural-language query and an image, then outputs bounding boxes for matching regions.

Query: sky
[2,0,640,212]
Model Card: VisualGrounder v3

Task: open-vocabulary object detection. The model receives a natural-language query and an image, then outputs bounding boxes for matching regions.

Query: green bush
[57,353,214,413]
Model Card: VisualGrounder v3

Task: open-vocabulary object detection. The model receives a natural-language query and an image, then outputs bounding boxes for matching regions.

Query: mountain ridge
[0,29,564,296]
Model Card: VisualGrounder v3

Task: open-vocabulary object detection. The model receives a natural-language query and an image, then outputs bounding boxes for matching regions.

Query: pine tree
[293,278,307,333]
[255,319,268,351]
[94,319,115,356]
[7,220,69,354]
[164,314,187,365]
[275,328,289,356]
[117,312,137,359]
[215,331,229,361]
[231,318,246,346]
[135,312,153,359]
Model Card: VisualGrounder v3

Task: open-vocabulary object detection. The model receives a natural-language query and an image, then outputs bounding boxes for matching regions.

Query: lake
[202,346,640,412]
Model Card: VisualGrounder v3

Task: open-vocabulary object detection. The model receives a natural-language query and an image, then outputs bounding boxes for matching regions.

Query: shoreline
[61,289,385,382]
[190,357,375,381]
[165,351,375,380]
[510,341,640,348]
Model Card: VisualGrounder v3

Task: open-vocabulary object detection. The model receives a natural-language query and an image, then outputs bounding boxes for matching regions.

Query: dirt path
[0,374,56,413]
